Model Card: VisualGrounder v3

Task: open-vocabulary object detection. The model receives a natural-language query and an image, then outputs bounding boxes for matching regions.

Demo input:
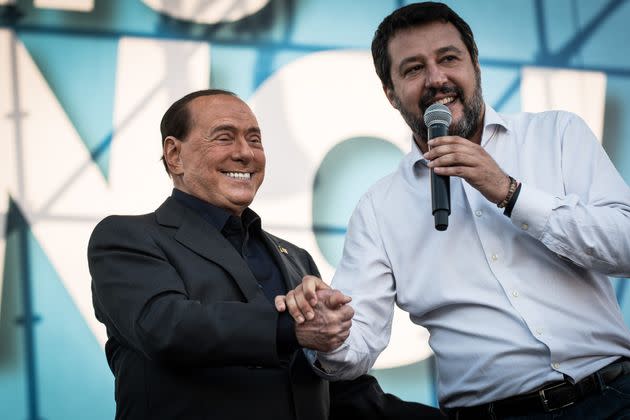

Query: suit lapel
[260,231,302,291]
[156,197,268,305]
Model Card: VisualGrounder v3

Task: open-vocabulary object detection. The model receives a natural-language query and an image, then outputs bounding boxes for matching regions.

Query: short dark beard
[394,70,484,144]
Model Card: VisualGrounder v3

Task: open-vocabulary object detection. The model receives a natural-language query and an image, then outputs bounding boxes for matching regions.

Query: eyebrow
[397,45,464,73]
[436,45,464,56]
[210,124,261,135]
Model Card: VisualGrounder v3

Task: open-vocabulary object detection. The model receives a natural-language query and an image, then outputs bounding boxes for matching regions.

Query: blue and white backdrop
[1,0,630,418]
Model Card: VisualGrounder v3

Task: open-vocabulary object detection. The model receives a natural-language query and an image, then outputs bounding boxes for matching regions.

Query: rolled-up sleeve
[316,194,397,380]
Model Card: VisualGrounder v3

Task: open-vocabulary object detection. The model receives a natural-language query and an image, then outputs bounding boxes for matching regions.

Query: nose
[231,136,254,162]
[425,62,447,88]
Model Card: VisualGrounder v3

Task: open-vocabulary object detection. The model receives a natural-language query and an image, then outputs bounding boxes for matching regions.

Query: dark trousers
[448,359,630,420]
[459,373,630,420]
[503,373,630,419]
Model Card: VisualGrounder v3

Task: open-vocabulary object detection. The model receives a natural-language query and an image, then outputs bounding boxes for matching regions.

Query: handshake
[274,275,354,353]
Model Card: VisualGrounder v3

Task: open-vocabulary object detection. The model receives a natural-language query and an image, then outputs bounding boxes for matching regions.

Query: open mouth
[433,96,455,106]
[222,171,252,180]
[421,84,462,111]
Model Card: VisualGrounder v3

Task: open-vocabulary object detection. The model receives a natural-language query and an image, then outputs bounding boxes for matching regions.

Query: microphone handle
[429,124,451,231]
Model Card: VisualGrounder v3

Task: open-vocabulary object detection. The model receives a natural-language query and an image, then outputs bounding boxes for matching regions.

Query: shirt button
[535,328,543,335]
[512,291,519,298]
[521,223,529,231]
[491,254,498,261]
[475,210,482,217]
[585,248,593,255]
[552,362,560,369]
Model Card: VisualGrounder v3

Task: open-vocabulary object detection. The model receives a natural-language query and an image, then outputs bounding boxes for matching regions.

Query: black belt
[447,358,630,420]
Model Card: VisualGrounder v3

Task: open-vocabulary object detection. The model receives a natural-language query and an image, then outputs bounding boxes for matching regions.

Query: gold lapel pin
[278,246,288,254]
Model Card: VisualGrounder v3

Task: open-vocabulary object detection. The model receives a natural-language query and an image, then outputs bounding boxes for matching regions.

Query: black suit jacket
[89,197,332,420]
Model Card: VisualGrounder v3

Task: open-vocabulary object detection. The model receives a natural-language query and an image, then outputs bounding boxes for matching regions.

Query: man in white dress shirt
[279,2,630,419]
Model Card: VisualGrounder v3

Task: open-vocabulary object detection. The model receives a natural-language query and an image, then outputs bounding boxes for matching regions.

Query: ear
[383,84,399,110]
[163,136,184,175]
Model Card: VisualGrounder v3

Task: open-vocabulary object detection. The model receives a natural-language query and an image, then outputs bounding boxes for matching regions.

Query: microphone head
[423,103,452,127]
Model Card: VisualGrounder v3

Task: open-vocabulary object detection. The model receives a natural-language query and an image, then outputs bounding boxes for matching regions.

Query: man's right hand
[275,275,351,324]
[293,289,354,352]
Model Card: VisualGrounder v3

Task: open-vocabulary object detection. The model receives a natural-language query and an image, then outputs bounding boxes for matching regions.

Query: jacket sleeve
[88,216,280,367]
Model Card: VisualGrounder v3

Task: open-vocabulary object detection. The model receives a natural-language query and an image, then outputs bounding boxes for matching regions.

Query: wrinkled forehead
[187,94,259,132]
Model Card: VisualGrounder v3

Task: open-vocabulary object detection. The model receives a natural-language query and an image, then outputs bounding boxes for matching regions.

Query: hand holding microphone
[423,103,452,231]
[423,104,518,226]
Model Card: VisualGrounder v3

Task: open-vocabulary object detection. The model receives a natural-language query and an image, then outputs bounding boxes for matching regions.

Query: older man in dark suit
[88,89,444,420]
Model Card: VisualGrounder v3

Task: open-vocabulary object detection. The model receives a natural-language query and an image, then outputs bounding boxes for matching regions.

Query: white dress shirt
[318,105,630,407]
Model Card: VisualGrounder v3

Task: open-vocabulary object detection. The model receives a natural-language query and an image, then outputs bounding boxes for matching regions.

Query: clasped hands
[275,275,353,353]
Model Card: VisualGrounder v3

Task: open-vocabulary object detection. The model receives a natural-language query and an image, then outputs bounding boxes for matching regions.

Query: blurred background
[1,0,630,418]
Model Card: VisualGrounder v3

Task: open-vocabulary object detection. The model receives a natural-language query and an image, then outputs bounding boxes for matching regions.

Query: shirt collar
[171,188,261,233]
[480,104,510,147]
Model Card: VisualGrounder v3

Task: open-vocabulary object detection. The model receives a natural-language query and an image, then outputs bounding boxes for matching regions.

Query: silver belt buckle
[538,382,575,412]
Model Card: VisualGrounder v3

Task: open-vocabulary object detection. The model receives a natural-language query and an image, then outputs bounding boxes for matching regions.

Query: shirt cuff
[509,183,555,240]
[303,349,341,379]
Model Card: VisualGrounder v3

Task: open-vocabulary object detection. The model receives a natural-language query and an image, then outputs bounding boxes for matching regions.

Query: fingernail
[297,316,304,324]
[310,299,317,306]
[306,312,314,320]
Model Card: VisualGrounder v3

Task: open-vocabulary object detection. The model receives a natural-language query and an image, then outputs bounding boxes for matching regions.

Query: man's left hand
[293,289,354,352]
[275,275,350,324]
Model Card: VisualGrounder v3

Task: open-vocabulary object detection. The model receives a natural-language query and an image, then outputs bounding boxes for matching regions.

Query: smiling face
[384,21,484,147]
[163,94,265,216]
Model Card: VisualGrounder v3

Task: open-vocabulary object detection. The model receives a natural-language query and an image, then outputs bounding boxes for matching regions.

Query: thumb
[322,290,352,308]
[274,295,287,312]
